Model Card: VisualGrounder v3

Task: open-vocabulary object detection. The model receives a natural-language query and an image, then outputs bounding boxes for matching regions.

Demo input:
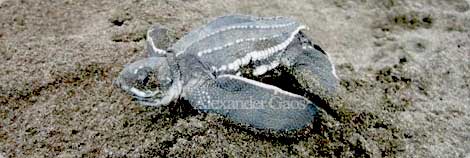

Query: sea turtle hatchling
[115,15,339,132]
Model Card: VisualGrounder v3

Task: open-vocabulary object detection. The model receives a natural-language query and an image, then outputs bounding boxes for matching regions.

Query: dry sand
[1,0,469,157]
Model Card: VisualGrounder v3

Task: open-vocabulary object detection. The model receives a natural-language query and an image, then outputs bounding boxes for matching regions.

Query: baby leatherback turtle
[115,15,339,132]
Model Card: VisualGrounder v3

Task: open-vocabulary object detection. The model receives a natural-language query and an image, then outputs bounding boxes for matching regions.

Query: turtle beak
[128,87,158,98]
[113,77,131,93]
[115,77,159,98]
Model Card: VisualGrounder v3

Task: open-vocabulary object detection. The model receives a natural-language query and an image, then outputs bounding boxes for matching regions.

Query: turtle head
[115,57,182,106]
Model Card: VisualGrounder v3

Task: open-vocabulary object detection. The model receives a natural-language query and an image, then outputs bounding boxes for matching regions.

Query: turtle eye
[143,74,160,90]
[135,68,160,91]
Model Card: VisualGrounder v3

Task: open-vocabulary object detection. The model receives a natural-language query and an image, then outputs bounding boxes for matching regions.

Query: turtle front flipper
[184,74,318,131]
[281,32,339,100]
[146,24,173,56]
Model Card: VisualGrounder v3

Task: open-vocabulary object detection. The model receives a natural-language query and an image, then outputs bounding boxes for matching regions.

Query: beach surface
[1,0,469,157]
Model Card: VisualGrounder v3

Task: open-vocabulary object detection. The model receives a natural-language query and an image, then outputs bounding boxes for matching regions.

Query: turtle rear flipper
[282,32,339,98]
[146,24,173,56]
[185,74,318,131]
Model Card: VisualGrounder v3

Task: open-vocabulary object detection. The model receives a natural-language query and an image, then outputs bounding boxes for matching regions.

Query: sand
[1,0,469,157]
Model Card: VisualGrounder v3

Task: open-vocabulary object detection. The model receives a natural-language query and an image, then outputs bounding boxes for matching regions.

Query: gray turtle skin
[115,15,339,131]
